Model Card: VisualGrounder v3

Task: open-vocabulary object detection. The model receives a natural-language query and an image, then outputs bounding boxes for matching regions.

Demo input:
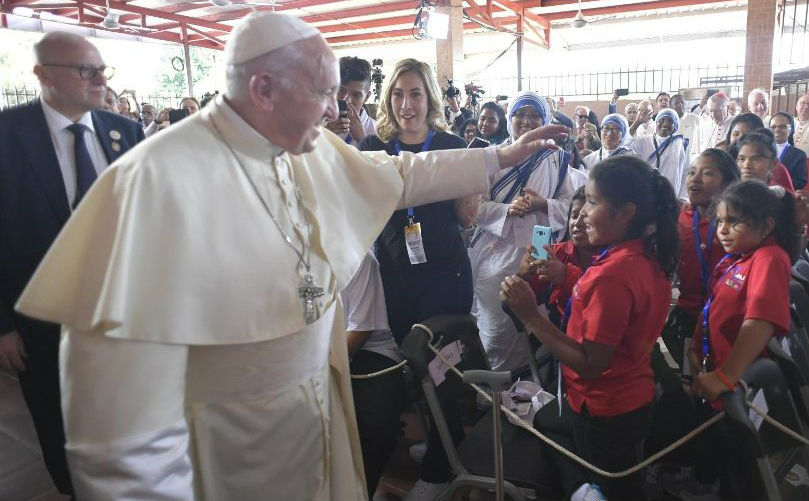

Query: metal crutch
[462,369,513,501]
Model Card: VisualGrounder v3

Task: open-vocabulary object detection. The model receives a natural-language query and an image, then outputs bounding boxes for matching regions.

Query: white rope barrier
[412,323,809,479]
[350,360,408,380]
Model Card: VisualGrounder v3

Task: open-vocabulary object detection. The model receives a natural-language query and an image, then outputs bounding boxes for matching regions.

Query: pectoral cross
[298,272,325,324]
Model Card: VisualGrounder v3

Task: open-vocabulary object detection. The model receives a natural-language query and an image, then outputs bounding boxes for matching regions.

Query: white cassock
[795,118,809,156]
[468,149,573,371]
[632,120,656,138]
[690,116,732,162]
[677,112,702,158]
[581,146,636,173]
[15,96,501,501]
[630,133,690,202]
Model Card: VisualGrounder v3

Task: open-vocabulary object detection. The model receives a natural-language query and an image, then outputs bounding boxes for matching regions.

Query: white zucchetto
[224,12,320,66]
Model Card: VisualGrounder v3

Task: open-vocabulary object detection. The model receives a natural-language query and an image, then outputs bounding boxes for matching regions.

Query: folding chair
[400,315,563,501]
[720,358,809,500]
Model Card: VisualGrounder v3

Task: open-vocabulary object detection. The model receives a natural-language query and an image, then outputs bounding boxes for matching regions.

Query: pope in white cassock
[15,12,567,501]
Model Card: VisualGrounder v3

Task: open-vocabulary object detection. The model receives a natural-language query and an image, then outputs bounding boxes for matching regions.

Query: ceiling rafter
[1,0,742,50]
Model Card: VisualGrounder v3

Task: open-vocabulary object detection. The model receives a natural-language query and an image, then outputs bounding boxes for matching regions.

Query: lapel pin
[111,142,121,152]
[109,130,121,140]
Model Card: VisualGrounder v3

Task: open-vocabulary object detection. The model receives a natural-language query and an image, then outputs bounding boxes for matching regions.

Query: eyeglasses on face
[602,126,622,134]
[576,114,589,119]
[41,63,115,80]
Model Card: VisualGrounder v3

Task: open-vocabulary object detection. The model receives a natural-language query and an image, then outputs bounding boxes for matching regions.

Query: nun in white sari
[582,113,635,172]
[469,91,574,371]
[629,108,690,202]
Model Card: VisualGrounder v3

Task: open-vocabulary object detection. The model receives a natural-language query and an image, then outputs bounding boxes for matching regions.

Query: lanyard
[692,210,717,298]
[394,129,436,222]
[561,245,612,331]
[344,134,353,145]
[700,253,741,368]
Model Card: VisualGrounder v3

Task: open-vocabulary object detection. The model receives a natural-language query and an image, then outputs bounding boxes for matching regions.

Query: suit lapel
[20,100,70,224]
[91,111,116,164]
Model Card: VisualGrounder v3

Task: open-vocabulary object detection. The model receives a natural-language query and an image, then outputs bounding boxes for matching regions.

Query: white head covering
[224,12,320,65]
[655,109,680,133]
[600,113,630,141]
[506,90,551,138]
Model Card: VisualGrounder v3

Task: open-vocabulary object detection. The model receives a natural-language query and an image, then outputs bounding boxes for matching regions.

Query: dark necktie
[66,123,97,208]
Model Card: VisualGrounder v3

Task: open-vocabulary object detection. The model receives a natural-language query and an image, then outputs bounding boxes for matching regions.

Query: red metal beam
[72,0,233,32]
[493,0,550,29]
[325,21,484,44]
[539,0,733,19]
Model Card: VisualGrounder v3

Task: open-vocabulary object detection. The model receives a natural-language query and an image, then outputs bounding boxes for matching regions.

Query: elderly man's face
[35,37,108,114]
[707,99,727,125]
[748,92,768,118]
[271,39,339,155]
[797,94,809,120]
[141,105,156,125]
[625,105,638,123]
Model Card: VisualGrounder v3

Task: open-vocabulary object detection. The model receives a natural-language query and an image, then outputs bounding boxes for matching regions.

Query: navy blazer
[780,144,808,191]
[0,99,145,337]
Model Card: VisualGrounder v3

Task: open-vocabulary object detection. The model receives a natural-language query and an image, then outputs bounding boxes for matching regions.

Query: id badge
[404,222,427,264]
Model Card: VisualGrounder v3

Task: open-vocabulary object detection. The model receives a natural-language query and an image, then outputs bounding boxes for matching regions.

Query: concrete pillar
[743,0,777,100]
[435,0,464,92]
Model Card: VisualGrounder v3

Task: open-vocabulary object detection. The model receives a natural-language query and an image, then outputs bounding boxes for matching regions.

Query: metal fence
[476,64,747,102]
[1,88,187,111]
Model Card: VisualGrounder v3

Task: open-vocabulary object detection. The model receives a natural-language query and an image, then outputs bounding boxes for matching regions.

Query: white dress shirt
[40,98,109,208]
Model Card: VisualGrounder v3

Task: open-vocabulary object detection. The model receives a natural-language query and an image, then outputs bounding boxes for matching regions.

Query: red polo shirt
[563,239,672,417]
[702,240,790,368]
[527,240,585,315]
[677,209,726,318]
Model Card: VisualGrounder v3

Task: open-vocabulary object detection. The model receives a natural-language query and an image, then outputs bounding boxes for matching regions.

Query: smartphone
[337,99,348,117]
[615,88,629,97]
[467,137,490,149]
[531,225,551,260]
[168,108,189,124]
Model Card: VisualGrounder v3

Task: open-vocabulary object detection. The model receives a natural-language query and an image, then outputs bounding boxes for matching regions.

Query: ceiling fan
[569,0,617,29]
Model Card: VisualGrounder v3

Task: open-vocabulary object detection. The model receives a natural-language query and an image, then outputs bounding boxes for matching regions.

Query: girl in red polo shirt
[691,181,797,400]
[663,149,739,369]
[517,186,600,325]
[687,181,799,499]
[502,156,678,500]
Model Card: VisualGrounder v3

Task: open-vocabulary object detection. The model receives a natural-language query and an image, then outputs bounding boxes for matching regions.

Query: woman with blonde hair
[359,58,473,501]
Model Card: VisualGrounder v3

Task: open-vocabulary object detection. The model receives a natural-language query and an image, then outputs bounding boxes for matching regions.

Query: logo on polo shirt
[724,266,746,291]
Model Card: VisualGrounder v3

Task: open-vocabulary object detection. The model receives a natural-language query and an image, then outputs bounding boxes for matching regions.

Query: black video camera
[371,59,384,103]
[465,82,485,107]
[443,78,461,100]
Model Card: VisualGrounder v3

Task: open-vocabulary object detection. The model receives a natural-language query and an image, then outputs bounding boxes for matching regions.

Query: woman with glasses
[629,109,690,202]
[469,90,574,372]
[582,113,634,172]
[770,112,807,190]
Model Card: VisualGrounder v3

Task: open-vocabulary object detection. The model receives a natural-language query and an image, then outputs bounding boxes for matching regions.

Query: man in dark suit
[0,31,144,496]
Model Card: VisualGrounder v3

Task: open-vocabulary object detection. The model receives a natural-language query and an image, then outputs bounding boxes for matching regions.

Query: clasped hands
[507,189,544,217]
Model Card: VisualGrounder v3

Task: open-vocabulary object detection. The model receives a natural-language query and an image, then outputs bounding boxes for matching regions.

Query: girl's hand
[794,191,809,227]
[500,275,540,322]
[692,371,730,402]
[535,245,566,284]
[518,246,539,277]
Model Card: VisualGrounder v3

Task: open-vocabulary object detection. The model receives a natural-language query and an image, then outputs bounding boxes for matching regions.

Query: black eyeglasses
[576,114,589,119]
[41,63,115,80]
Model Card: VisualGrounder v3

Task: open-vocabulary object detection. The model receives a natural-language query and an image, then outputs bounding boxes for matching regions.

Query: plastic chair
[400,315,562,501]
[720,358,809,500]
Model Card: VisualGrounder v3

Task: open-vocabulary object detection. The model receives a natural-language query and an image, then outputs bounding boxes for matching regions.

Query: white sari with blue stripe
[468,144,574,371]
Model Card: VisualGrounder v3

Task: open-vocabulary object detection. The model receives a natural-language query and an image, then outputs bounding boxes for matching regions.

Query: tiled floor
[0,372,68,501]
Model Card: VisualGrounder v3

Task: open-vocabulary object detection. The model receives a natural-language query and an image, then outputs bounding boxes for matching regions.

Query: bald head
[33,32,108,121]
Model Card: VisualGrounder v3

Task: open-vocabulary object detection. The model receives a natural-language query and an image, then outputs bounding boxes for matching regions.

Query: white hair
[225,41,307,101]
[747,88,768,105]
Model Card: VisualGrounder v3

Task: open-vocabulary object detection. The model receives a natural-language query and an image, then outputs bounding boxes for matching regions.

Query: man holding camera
[325,56,377,147]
